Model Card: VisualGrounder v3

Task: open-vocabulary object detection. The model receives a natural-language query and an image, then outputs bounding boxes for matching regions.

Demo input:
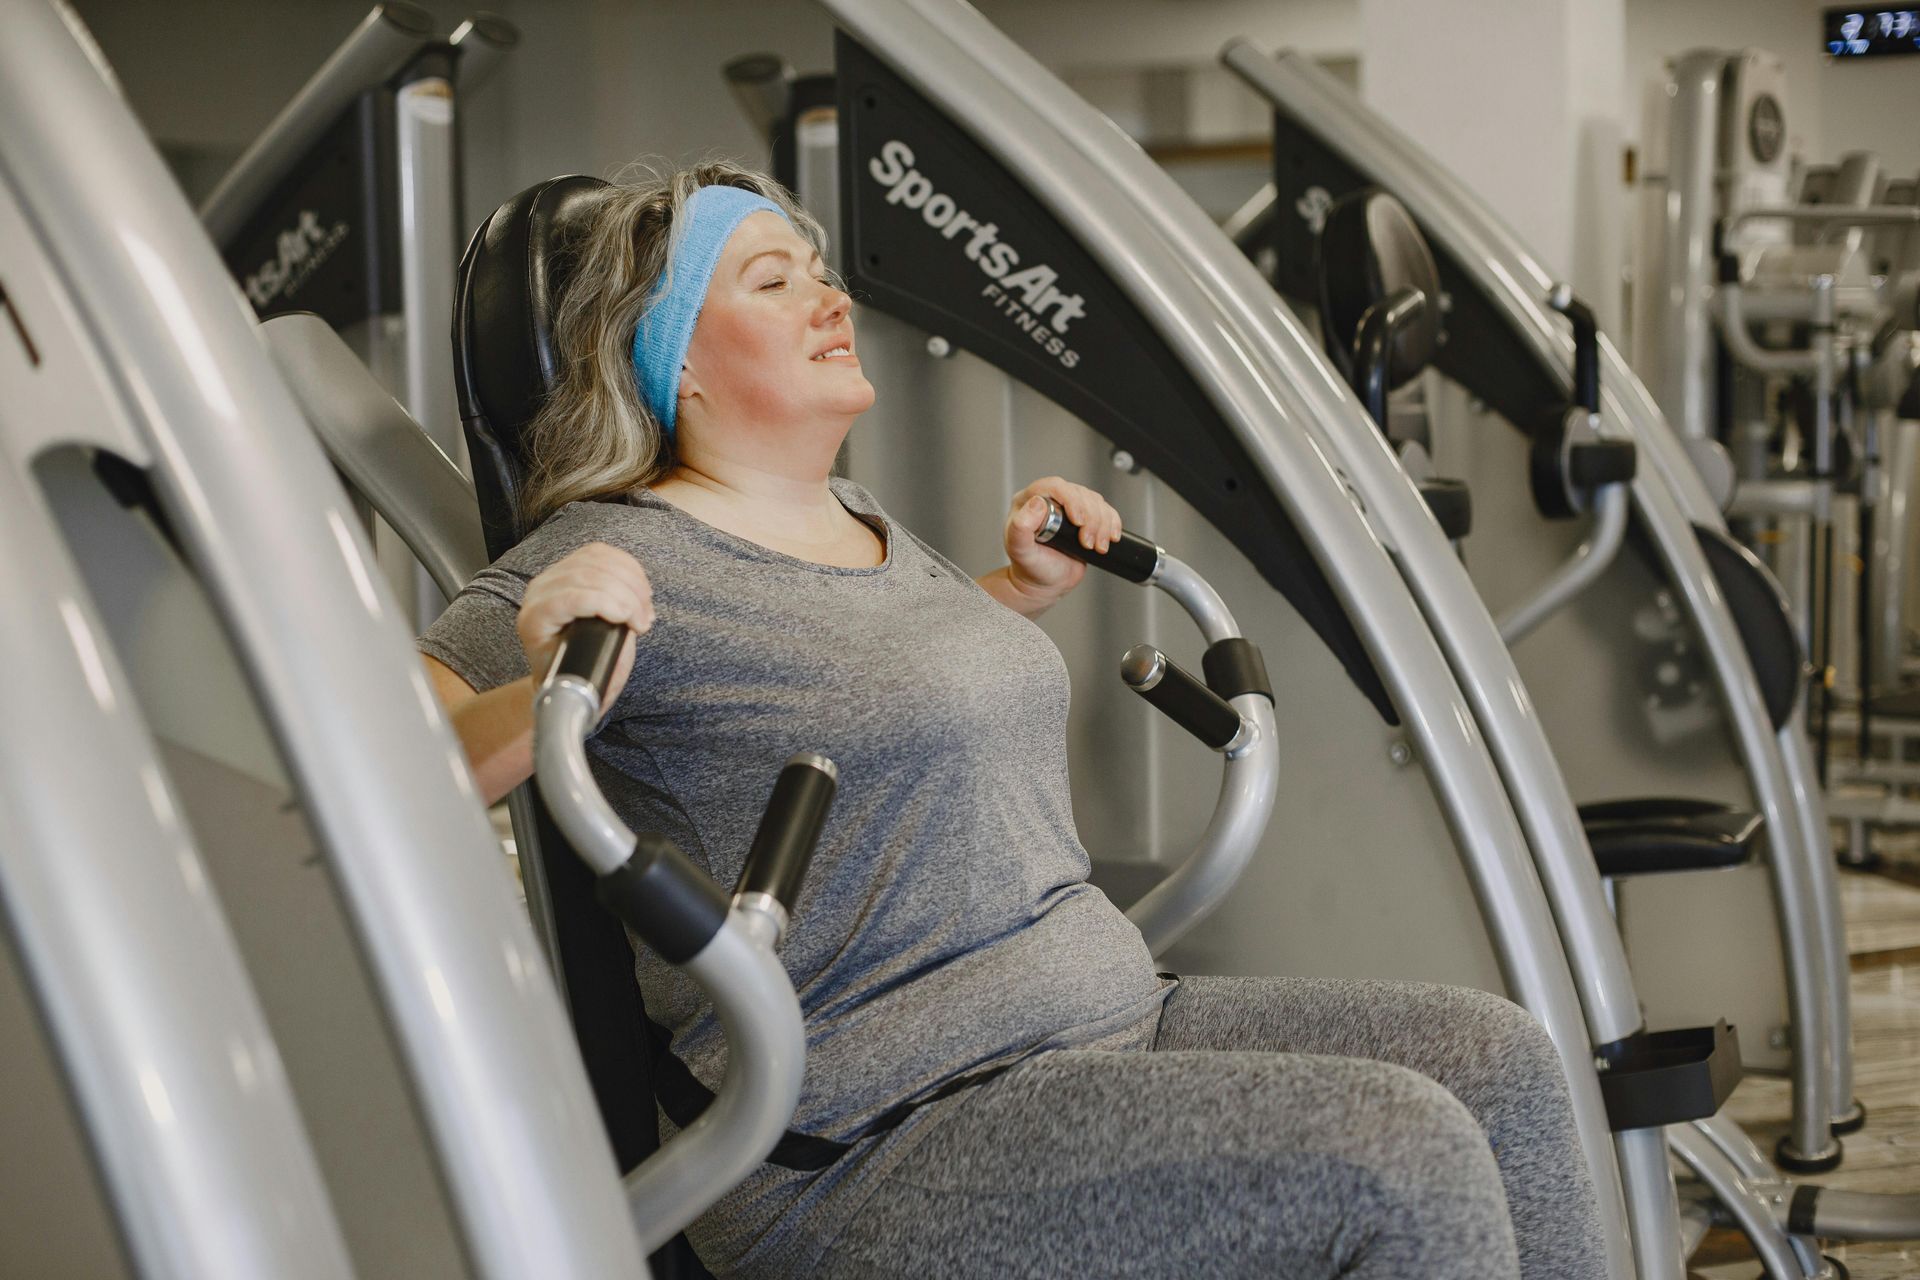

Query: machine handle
[1120,644,1244,750]
[550,616,626,695]
[1548,285,1600,416]
[734,754,839,912]
[595,835,732,965]
[1035,499,1162,584]
[1568,440,1637,490]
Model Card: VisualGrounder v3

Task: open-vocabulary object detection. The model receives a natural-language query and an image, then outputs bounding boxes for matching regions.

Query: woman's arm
[425,541,653,807]
[424,657,540,808]
[975,476,1125,618]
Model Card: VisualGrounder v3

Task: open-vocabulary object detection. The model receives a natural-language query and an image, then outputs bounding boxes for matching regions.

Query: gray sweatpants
[809,977,1606,1279]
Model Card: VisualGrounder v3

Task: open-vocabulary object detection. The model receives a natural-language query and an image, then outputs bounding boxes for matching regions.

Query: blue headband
[631,185,791,436]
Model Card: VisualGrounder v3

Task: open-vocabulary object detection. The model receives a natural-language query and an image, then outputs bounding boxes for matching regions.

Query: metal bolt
[1111,449,1138,474]
[1769,1026,1790,1050]
[1388,741,1412,767]
[925,335,952,358]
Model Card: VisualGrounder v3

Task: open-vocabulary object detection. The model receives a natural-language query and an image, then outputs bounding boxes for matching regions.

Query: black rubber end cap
[1775,1134,1844,1175]
[1831,1100,1867,1136]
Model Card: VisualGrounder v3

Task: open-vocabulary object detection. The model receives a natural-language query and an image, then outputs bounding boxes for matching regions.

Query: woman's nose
[815,282,851,324]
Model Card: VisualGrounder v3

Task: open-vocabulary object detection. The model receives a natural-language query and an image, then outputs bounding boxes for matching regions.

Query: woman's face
[678,210,874,440]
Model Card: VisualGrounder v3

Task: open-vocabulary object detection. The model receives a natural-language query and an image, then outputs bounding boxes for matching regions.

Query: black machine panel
[833,32,1396,724]
[219,93,401,327]
[1265,112,1567,443]
[215,45,457,326]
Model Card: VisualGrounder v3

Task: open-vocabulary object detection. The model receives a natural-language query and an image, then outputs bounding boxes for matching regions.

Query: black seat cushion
[1315,188,1443,387]
[1577,798,1763,877]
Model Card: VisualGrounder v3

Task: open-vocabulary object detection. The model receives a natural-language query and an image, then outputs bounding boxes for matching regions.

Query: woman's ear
[677,362,701,405]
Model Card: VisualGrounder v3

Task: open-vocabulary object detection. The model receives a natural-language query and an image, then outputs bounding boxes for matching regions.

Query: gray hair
[518,160,832,529]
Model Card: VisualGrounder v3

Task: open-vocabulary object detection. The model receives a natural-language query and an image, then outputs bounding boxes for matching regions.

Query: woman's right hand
[517,542,656,714]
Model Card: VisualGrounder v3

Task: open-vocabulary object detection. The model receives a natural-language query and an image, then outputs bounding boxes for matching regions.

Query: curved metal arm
[1717,274,1830,375]
[1121,555,1281,954]
[532,670,809,1253]
[622,923,804,1252]
[199,4,438,243]
[1497,482,1630,646]
[1725,204,1920,238]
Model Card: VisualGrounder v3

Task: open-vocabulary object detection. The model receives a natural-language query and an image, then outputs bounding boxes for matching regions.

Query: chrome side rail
[817,5,1642,1274]
[0,5,648,1274]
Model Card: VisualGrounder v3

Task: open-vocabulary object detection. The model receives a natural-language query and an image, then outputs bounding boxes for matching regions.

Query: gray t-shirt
[419,478,1168,1270]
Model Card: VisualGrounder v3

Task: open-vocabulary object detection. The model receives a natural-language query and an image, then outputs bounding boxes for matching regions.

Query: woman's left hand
[1001,476,1124,607]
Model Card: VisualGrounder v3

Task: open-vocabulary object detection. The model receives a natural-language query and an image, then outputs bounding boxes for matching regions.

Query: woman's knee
[1427,988,1568,1091]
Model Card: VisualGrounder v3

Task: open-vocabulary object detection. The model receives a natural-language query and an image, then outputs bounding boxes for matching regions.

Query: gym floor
[1694,861,1920,1278]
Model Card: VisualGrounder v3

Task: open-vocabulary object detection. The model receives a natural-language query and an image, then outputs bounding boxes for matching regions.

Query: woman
[420,163,1604,1279]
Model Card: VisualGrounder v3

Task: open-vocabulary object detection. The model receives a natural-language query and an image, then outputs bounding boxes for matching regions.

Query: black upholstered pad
[1692,524,1805,733]
[452,174,611,560]
[1577,798,1763,877]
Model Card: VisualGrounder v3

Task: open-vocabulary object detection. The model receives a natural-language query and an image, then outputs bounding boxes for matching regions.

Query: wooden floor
[1691,863,1920,1278]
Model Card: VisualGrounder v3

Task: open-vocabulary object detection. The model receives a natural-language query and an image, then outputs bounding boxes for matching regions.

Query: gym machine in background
[202,2,517,629]
[1220,33,1920,1258]
[1634,48,1920,853]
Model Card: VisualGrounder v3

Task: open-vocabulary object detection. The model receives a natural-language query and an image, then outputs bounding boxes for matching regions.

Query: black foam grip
[735,757,838,912]
[594,833,730,965]
[1039,515,1160,584]
[554,617,625,696]
[1418,477,1474,540]
[1569,440,1638,489]
[1133,654,1243,750]
[1202,638,1274,704]
[1788,1184,1821,1237]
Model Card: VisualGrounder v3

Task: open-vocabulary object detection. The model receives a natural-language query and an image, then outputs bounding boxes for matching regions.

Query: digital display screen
[1824,8,1920,57]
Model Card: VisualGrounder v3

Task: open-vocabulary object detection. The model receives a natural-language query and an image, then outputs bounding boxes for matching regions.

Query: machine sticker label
[866,139,1082,368]
[241,210,350,310]
[1295,186,1333,235]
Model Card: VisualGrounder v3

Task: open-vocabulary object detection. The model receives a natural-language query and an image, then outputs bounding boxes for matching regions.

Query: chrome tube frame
[1498,482,1632,646]
[0,439,354,1279]
[1718,276,1828,377]
[1220,41,1851,1168]
[1124,556,1280,954]
[0,7,649,1274]
[260,311,565,983]
[1667,1126,1829,1279]
[534,678,808,1253]
[199,4,436,244]
[448,13,519,91]
[819,6,1639,1275]
[260,313,485,601]
[1651,52,1728,443]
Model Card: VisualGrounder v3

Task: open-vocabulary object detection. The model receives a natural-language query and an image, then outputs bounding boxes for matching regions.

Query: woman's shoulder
[503,494,685,572]
[827,475,887,522]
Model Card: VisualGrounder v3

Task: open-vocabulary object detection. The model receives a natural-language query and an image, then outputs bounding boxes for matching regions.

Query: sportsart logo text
[242,210,350,310]
[867,140,1083,370]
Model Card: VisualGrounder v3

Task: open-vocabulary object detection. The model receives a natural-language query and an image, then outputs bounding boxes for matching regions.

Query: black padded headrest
[1316,188,1443,388]
[453,174,612,560]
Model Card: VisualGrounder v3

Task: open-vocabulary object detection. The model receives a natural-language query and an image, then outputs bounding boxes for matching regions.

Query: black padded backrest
[1694,525,1804,732]
[453,177,713,1279]
[452,174,611,559]
[1316,188,1444,387]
